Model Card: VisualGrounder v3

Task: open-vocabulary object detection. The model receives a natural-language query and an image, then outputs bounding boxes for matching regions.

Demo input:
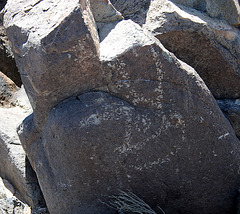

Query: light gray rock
[0,197,31,214]
[18,20,240,214]
[170,0,240,26]
[143,0,240,98]
[0,87,43,208]
[3,0,103,131]
[90,0,123,22]
[0,177,31,214]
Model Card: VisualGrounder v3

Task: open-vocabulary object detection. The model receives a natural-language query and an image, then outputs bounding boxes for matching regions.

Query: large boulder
[3,0,104,131]
[18,20,240,214]
[143,0,240,99]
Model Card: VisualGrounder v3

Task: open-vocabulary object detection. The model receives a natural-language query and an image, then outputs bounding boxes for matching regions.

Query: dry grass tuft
[107,190,165,214]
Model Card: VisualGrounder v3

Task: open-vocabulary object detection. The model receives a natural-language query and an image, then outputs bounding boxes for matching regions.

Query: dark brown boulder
[18,20,240,214]
[3,0,103,131]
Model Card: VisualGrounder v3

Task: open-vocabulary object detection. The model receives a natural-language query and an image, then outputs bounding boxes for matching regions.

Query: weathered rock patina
[3,0,240,214]
[17,19,240,214]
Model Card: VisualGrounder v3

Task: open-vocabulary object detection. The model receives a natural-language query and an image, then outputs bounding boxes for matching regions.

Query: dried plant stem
[107,190,165,214]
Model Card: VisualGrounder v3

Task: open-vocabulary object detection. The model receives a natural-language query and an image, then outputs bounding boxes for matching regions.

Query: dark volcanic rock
[18,19,240,214]
[3,0,103,131]
[156,30,240,98]
[32,89,240,214]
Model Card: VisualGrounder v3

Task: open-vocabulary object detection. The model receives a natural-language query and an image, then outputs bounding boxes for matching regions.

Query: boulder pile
[0,0,240,214]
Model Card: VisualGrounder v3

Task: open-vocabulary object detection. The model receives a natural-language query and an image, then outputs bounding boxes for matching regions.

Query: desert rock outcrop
[1,0,240,214]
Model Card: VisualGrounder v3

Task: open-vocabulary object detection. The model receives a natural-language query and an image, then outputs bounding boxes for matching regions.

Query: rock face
[143,0,240,99]
[16,17,240,214]
[3,0,240,214]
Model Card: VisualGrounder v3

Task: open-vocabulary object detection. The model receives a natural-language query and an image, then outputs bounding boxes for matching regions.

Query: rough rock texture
[217,99,240,139]
[3,0,240,214]
[17,19,240,214]
[143,0,240,98]
[0,197,31,214]
[31,207,49,214]
[0,20,21,87]
[0,71,18,107]
[0,177,31,214]
[3,0,103,131]
[0,86,44,208]
[169,0,240,26]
